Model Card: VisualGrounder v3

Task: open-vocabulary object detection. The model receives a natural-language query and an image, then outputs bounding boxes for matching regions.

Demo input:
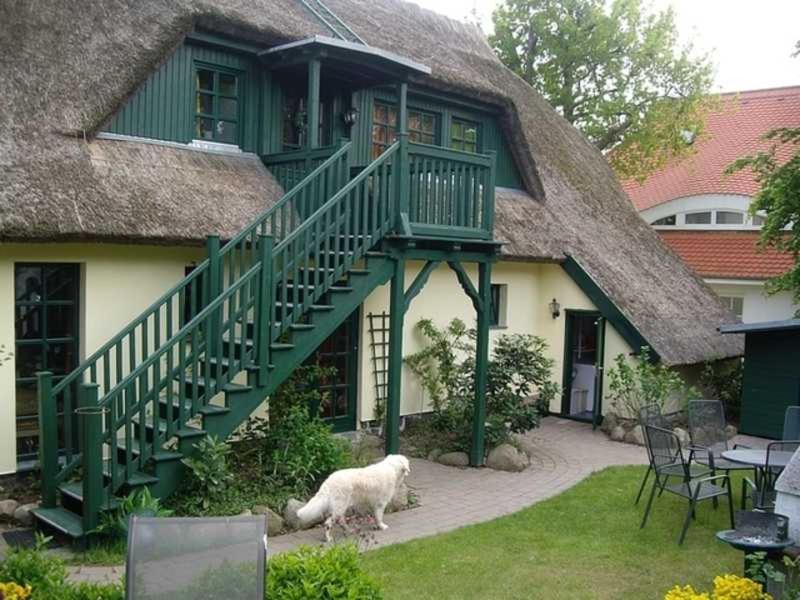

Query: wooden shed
[720,319,800,439]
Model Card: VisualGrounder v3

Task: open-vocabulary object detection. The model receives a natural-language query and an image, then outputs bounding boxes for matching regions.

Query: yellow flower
[665,584,712,600]
[0,581,33,600]
[712,574,772,600]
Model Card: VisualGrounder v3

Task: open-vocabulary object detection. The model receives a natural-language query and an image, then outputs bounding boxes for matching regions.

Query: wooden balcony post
[394,81,409,232]
[385,255,405,455]
[78,383,103,535]
[37,371,57,508]
[256,234,274,388]
[307,59,321,150]
[470,260,492,466]
[483,150,497,237]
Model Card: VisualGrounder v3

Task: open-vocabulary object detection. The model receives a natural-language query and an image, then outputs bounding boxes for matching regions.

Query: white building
[625,86,800,323]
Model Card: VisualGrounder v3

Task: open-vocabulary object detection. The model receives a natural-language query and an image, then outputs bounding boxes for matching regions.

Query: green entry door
[307,309,359,432]
[14,263,80,465]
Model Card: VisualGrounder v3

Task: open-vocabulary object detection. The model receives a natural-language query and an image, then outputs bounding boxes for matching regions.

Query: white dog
[296,454,411,542]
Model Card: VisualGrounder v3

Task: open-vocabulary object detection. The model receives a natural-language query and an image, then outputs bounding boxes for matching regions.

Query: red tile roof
[658,231,794,280]
[624,86,800,211]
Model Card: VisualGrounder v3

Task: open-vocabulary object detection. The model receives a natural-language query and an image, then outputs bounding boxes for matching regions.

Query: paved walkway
[67,417,651,583]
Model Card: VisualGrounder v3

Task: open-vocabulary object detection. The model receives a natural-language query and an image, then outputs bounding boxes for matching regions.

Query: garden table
[721,449,795,470]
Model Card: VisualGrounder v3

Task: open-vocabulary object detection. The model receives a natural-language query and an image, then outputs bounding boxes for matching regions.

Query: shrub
[267,544,383,600]
[699,359,744,424]
[405,319,558,452]
[62,581,124,600]
[606,346,695,421]
[96,486,173,538]
[169,365,353,516]
[181,435,233,511]
[0,534,66,599]
[0,536,123,600]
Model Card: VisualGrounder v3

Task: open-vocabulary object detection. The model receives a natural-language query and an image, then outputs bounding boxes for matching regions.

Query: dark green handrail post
[256,234,274,388]
[206,235,221,355]
[394,81,409,232]
[78,383,103,535]
[37,371,57,508]
[483,151,497,237]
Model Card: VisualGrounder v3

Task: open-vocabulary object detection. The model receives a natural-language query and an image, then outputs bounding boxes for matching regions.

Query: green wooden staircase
[32,134,497,542]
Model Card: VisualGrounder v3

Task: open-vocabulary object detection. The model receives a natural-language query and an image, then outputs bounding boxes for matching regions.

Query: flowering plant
[0,581,33,600]
[665,575,772,600]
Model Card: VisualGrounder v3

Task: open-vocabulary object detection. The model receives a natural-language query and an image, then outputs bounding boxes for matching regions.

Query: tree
[490,0,714,180]
[726,127,800,315]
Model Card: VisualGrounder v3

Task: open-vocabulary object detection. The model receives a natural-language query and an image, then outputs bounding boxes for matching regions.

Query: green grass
[361,466,743,600]
[64,538,126,566]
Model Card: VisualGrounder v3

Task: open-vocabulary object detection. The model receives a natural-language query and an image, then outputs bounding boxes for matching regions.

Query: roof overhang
[720,319,800,335]
[260,35,431,83]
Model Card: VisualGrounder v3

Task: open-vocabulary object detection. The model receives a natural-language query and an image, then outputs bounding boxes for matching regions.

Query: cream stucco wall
[0,243,204,474]
[356,260,637,424]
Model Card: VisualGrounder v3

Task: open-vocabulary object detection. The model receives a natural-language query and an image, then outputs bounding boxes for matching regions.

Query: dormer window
[450,118,479,153]
[194,66,240,145]
[716,211,744,225]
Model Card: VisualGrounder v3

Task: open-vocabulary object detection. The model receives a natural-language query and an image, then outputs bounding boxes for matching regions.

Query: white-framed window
[650,209,760,229]
[490,284,507,328]
[719,296,744,318]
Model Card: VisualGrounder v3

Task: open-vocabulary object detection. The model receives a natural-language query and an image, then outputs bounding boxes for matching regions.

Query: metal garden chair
[126,515,268,599]
[640,425,734,545]
[783,406,800,440]
[687,400,752,475]
[741,440,800,511]
[636,404,712,505]
[635,404,669,505]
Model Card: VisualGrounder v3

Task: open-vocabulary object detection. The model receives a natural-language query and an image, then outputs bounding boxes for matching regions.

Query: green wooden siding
[103,43,523,188]
[357,88,524,189]
[104,43,263,153]
[739,331,800,439]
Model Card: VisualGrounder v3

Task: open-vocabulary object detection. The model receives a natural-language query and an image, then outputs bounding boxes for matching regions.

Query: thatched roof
[0,0,742,365]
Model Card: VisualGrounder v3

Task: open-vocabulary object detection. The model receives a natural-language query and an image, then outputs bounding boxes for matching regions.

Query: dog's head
[385,454,411,478]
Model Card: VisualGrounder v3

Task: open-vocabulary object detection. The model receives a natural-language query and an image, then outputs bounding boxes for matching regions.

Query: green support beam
[79,383,103,536]
[403,260,440,314]
[385,255,405,455]
[471,261,492,466]
[307,58,321,149]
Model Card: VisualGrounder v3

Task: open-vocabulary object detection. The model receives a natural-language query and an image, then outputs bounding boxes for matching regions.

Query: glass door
[561,311,604,423]
[14,263,80,464]
[306,309,359,432]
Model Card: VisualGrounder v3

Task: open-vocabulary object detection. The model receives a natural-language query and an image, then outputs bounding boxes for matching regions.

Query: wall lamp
[549,298,561,319]
[342,107,359,126]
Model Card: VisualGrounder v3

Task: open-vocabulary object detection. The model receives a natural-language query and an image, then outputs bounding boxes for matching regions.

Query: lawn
[361,465,743,600]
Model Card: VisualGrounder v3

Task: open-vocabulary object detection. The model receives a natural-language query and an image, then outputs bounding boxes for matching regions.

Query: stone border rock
[599,411,737,447]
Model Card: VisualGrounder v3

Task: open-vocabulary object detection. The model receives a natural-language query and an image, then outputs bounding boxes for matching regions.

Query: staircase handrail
[270,142,399,338]
[222,140,352,254]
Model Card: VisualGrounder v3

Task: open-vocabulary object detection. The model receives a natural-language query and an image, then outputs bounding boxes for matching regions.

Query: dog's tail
[296,492,329,526]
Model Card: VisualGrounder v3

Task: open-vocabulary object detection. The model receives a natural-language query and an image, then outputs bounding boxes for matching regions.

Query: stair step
[347,268,370,276]
[59,481,120,512]
[289,323,315,331]
[115,438,183,463]
[102,461,159,487]
[31,507,84,539]
[224,382,253,393]
[274,302,334,312]
[328,286,353,293]
[270,343,295,352]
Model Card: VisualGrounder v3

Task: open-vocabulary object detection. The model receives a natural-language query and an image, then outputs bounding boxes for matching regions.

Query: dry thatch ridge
[0,0,742,364]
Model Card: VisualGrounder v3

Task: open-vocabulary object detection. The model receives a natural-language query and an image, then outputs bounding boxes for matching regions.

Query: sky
[410,0,800,93]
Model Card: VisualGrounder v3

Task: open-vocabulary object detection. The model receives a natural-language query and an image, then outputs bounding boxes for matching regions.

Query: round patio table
[721,449,795,469]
